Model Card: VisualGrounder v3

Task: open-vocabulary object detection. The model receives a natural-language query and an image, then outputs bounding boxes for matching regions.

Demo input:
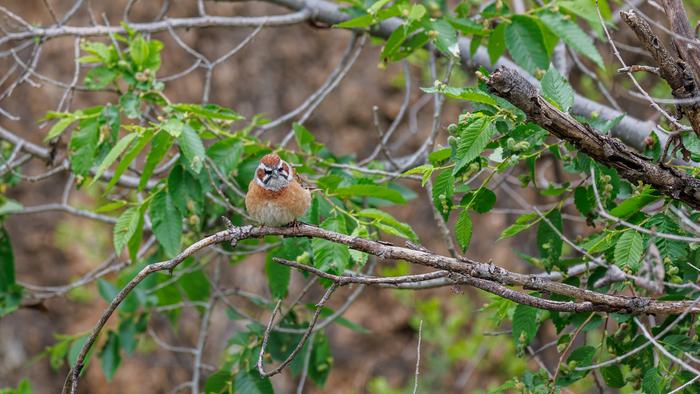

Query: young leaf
[541,65,573,112]
[455,209,473,252]
[512,304,539,347]
[334,184,406,204]
[113,206,141,254]
[614,231,644,271]
[91,133,139,186]
[539,12,604,68]
[453,116,495,174]
[356,208,418,242]
[178,123,206,174]
[68,118,99,175]
[505,16,549,74]
[150,189,182,258]
[432,170,454,220]
[311,216,351,274]
[45,117,76,142]
[641,367,663,394]
[207,138,244,175]
[105,130,154,192]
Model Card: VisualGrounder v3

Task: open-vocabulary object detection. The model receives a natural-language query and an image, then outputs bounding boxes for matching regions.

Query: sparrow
[245,153,311,226]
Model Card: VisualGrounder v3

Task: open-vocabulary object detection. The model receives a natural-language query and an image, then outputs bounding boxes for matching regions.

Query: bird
[245,153,311,227]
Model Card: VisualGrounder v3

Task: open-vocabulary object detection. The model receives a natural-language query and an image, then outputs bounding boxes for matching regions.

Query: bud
[447,123,458,134]
[428,30,439,40]
[401,8,410,17]
[135,72,148,82]
[189,215,200,226]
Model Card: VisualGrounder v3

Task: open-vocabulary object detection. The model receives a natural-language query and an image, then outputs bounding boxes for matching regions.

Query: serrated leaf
[455,209,473,252]
[99,331,121,381]
[646,214,688,260]
[356,208,417,241]
[207,137,244,175]
[161,117,184,137]
[505,16,549,74]
[349,225,369,266]
[614,231,644,270]
[430,19,460,57]
[334,184,406,204]
[488,22,507,65]
[539,12,604,68]
[432,170,454,220]
[91,133,138,186]
[105,131,153,192]
[139,131,173,191]
[129,35,149,67]
[68,119,99,175]
[266,254,290,300]
[234,370,274,394]
[462,187,496,213]
[541,65,573,112]
[113,206,141,254]
[512,304,539,347]
[453,116,495,174]
[609,188,660,219]
[150,189,182,258]
[336,14,375,28]
[642,367,663,394]
[601,365,625,388]
[178,123,206,174]
[312,216,351,273]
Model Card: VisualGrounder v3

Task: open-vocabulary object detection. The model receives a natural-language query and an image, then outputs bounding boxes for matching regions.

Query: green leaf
[499,212,539,239]
[119,92,142,119]
[68,119,100,176]
[505,16,549,74]
[129,35,149,66]
[512,304,539,347]
[150,190,182,258]
[601,365,625,388]
[139,131,173,191]
[97,279,118,303]
[205,370,232,394]
[84,66,118,90]
[171,104,244,121]
[105,131,154,192]
[421,86,497,106]
[462,187,497,213]
[45,117,76,142]
[234,370,274,394]
[432,169,454,220]
[68,335,90,368]
[336,14,375,28]
[161,117,184,138]
[455,209,473,252]
[309,333,332,386]
[266,254,290,299]
[541,65,573,112]
[453,116,495,174]
[113,206,141,253]
[312,216,351,273]
[356,208,418,241]
[646,214,688,260]
[180,268,211,303]
[207,138,244,175]
[536,209,562,270]
[0,200,22,217]
[642,367,663,394]
[573,186,593,216]
[178,123,206,174]
[609,188,660,219]
[334,184,406,204]
[367,0,392,15]
[0,227,15,292]
[614,231,644,271]
[91,133,138,186]
[99,331,121,381]
[430,19,459,57]
[349,225,369,266]
[488,22,507,65]
[539,12,604,68]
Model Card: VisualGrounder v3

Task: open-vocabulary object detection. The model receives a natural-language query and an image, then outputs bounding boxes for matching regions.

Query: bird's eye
[264,169,272,175]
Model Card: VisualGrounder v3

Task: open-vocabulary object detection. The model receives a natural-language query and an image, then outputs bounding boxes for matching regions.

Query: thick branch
[487,66,700,210]
[661,0,700,88]
[620,10,700,136]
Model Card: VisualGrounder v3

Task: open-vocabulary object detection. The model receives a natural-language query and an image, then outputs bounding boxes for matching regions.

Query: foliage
[2,0,700,393]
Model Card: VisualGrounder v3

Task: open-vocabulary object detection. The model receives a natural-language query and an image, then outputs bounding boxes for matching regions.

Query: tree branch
[486,66,700,210]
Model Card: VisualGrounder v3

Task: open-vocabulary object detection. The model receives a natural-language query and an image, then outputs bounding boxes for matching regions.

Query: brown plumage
[245,154,311,226]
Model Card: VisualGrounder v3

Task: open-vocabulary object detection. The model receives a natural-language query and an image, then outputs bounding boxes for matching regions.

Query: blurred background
[0,0,682,393]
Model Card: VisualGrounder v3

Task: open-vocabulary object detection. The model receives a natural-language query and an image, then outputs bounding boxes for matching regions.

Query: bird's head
[255,153,293,191]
